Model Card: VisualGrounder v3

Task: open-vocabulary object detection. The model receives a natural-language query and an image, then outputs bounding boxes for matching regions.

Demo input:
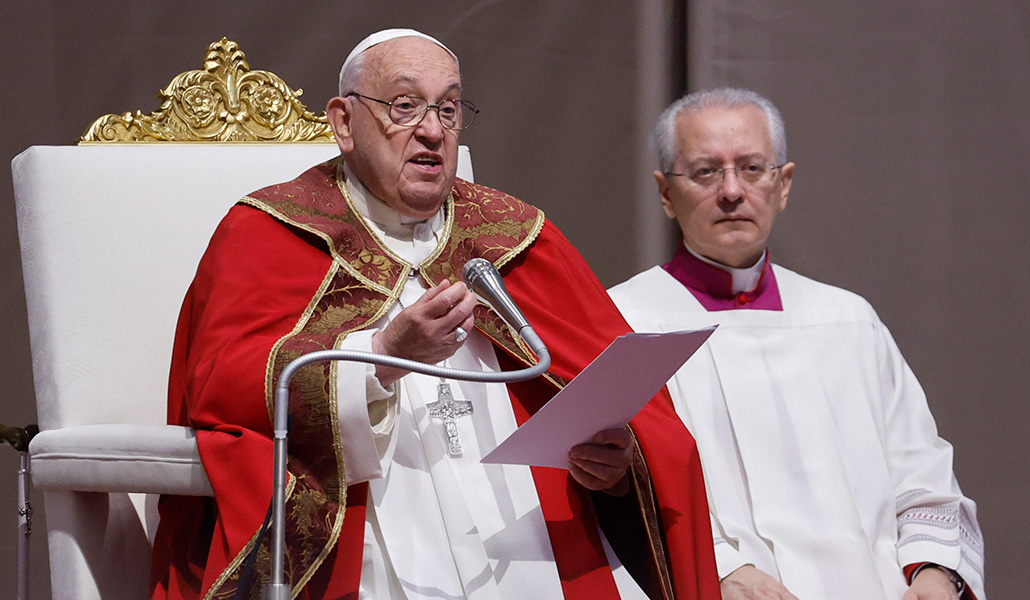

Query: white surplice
[609,264,985,600]
[328,167,645,600]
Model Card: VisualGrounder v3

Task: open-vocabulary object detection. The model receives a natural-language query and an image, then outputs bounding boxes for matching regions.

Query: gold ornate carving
[79,38,335,143]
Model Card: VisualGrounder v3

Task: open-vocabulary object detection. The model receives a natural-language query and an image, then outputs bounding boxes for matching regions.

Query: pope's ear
[654,170,676,220]
[326,96,354,154]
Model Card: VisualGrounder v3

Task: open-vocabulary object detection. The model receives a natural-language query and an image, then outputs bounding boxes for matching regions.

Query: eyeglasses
[347,93,479,131]
[666,162,785,188]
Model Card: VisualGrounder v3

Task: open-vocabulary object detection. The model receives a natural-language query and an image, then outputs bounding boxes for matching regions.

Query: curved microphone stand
[264,259,548,599]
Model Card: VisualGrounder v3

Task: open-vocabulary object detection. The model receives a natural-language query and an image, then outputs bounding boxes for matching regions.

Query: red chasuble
[149,159,719,600]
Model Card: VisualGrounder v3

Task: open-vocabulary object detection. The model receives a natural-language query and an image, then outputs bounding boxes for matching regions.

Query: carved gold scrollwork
[79,38,335,143]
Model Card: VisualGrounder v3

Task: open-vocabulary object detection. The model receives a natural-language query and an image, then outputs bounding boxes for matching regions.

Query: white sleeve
[334,328,399,484]
[710,513,754,580]
[879,323,986,598]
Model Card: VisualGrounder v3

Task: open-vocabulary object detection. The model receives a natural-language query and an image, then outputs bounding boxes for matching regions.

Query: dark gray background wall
[687,2,1029,594]
[0,2,1023,598]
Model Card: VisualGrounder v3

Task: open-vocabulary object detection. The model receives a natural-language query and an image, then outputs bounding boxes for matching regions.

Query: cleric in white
[608,88,985,599]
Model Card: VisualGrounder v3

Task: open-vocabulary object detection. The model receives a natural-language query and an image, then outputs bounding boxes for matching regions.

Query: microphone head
[462,257,496,288]
[463,258,529,332]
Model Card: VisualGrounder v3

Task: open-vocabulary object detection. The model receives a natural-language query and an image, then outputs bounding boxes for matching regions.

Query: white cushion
[30,424,212,495]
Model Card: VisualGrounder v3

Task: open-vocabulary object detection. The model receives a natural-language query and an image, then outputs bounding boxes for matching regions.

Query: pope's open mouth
[409,154,442,172]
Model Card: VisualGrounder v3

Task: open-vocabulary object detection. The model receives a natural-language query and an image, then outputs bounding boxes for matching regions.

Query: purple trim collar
[661,244,783,311]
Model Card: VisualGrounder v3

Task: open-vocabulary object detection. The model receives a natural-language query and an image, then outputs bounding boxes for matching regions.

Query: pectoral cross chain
[427,380,473,456]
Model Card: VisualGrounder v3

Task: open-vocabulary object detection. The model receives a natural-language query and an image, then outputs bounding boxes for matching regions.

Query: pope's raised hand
[372,280,477,387]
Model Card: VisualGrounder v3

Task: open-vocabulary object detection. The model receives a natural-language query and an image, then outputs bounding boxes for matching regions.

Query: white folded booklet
[482,326,717,468]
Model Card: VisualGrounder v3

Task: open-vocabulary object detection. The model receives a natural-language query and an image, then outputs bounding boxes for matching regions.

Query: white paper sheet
[482,326,717,468]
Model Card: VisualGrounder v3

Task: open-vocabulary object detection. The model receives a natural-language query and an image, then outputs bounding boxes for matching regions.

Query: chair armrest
[29,424,213,496]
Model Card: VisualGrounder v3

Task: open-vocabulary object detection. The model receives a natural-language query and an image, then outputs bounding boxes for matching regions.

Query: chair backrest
[14,145,474,431]
[15,145,331,429]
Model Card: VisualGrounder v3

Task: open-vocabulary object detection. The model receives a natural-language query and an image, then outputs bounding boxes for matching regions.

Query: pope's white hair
[338,50,367,96]
[655,88,787,172]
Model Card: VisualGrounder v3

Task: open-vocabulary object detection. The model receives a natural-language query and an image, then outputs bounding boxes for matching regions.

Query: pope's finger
[568,462,607,491]
[415,279,452,305]
[422,282,470,317]
[571,445,629,469]
[569,457,623,485]
[591,428,632,448]
[435,288,477,330]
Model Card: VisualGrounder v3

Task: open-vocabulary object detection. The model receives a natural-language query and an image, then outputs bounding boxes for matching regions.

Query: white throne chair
[12,39,472,600]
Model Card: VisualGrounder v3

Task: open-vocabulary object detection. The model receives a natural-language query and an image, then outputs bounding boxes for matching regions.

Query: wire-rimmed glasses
[666,162,785,188]
[348,93,479,131]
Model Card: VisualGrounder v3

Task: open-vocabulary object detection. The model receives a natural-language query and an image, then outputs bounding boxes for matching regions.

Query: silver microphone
[463,258,545,357]
[463,258,529,332]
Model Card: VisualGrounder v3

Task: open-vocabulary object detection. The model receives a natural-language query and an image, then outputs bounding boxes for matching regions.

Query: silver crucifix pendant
[427,380,473,456]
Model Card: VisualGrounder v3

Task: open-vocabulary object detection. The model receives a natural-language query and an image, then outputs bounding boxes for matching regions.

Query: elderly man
[148,30,719,599]
[609,88,985,600]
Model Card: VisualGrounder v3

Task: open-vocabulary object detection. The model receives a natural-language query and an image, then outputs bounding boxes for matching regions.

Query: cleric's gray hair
[655,88,787,172]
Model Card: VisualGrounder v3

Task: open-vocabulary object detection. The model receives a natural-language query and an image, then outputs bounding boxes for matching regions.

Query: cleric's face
[655,105,794,268]
[331,37,461,219]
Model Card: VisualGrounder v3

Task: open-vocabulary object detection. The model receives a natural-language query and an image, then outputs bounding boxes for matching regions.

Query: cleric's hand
[372,280,477,387]
[901,567,961,600]
[720,565,799,600]
[568,428,633,495]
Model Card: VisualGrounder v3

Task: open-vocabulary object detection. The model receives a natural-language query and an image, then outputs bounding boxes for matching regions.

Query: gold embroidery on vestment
[204,257,342,598]
[334,158,456,300]
[204,476,298,600]
[627,425,675,600]
[262,262,342,426]
[239,194,395,296]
